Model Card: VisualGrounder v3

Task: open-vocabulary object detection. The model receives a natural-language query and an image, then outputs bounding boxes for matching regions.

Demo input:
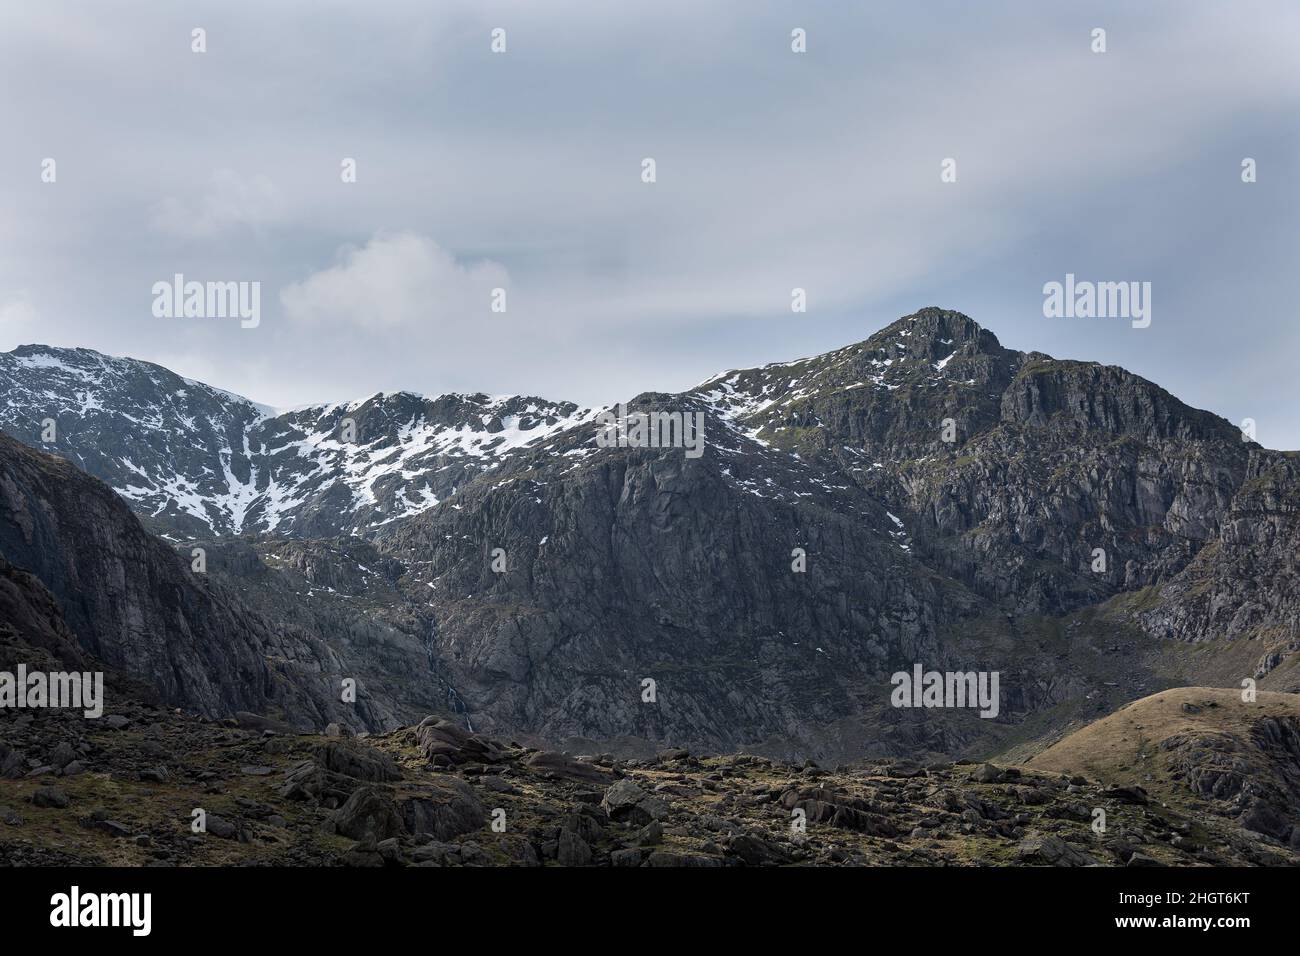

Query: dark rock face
[377,431,977,754]
[1,432,278,717]
[0,434,430,731]
[365,310,1296,757]
[0,554,92,672]
[702,309,1253,617]
[1138,454,1300,649]
[167,535,452,729]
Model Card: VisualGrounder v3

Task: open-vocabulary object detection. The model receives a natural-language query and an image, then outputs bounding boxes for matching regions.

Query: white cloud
[279,232,508,330]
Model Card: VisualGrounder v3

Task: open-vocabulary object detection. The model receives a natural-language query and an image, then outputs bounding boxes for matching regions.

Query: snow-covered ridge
[0,344,594,537]
[2,323,977,539]
[688,316,986,437]
[4,343,272,414]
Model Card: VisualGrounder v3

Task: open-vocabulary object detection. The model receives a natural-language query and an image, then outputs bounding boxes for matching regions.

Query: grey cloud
[0,0,1297,443]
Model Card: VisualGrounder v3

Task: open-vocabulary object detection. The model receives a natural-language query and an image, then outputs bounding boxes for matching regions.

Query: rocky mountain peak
[873,307,1002,357]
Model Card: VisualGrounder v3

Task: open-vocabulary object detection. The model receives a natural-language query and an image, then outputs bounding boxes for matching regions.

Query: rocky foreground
[3,692,1296,867]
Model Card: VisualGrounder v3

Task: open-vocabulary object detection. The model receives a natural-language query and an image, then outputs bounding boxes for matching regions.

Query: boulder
[415,718,505,766]
[556,830,592,866]
[525,751,613,784]
[332,786,404,841]
[398,778,485,841]
[1016,832,1099,867]
[31,786,70,809]
[315,740,402,782]
[601,778,667,824]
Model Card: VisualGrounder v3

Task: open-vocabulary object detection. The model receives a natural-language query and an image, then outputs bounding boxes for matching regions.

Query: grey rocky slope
[2,309,1298,762]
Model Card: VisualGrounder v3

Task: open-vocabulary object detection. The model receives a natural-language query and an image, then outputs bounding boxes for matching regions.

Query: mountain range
[2,307,1298,766]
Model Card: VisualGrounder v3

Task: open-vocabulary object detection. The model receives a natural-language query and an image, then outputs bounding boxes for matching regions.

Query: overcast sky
[2,1,1298,446]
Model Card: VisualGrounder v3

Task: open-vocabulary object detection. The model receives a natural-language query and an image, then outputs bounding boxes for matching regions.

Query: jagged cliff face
[0,434,441,731]
[0,554,92,673]
[688,310,1255,614]
[1136,453,1300,653]
[375,421,980,754]
[2,310,1297,761]
[366,309,1299,757]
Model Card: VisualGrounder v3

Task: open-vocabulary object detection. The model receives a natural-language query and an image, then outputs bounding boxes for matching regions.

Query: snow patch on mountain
[0,345,596,537]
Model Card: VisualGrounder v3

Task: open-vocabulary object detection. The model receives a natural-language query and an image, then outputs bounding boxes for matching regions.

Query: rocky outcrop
[1162,715,1300,845]
[1138,454,1300,655]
